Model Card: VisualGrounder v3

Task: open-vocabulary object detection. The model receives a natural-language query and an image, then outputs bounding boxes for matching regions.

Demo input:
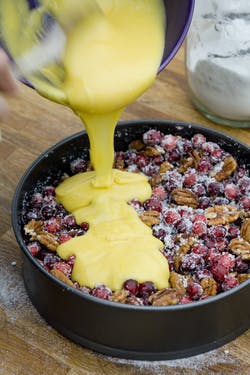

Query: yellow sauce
[1,0,170,290]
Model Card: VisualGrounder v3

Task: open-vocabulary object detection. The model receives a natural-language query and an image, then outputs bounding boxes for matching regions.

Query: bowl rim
[12,119,250,311]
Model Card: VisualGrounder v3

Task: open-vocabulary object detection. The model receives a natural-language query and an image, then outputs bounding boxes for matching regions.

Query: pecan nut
[24,219,59,251]
[178,157,194,174]
[129,139,145,151]
[50,269,75,287]
[169,272,187,296]
[214,156,237,182]
[37,233,59,251]
[200,277,217,296]
[205,205,240,226]
[229,238,250,261]
[159,160,174,174]
[237,274,250,284]
[111,290,130,303]
[240,219,250,243]
[140,210,160,227]
[148,288,180,306]
[142,146,162,157]
[171,188,198,208]
[24,220,44,239]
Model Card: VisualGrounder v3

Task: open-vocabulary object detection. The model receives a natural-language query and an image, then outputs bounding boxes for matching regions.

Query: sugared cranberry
[221,275,239,291]
[197,157,212,173]
[167,150,181,162]
[182,139,193,153]
[184,172,197,187]
[179,295,193,304]
[187,282,203,300]
[211,148,223,161]
[152,155,164,166]
[195,269,213,281]
[43,186,55,196]
[209,225,227,239]
[26,209,40,221]
[136,154,148,168]
[192,133,206,148]
[80,222,90,232]
[142,163,159,177]
[40,204,56,219]
[192,214,207,223]
[91,285,112,300]
[205,249,221,266]
[31,193,43,207]
[80,285,91,294]
[192,183,206,196]
[153,227,166,241]
[44,217,62,233]
[152,185,167,200]
[218,253,235,271]
[240,196,250,210]
[198,197,211,209]
[227,226,240,239]
[192,244,208,256]
[163,171,183,192]
[213,197,229,206]
[236,167,247,179]
[43,253,61,269]
[138,281,156,299]
[234,257,249,273]
[129,199,143,210]
[192,221,207,235]
[207,182,224,196]
[54,262,72,277]
[181,253,205,272]
[238,177,250,194]
[66,255,76,268]
[27,241,41,256]
[144,197,162,212]
[210,263,228,281]
[225,183,239,200]
[63,214,77,229]
[161,134,178,151]
[59,233,72,243]
[143,129,163,146]
[123,279,139,295]
[202,141,217,154]
[70,158,87,174]
[164,209,181,225]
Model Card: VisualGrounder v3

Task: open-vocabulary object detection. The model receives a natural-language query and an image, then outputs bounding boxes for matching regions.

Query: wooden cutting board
[0,46,249,375]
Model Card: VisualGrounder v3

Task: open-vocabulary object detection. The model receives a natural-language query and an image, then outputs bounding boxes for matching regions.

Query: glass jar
[185,0,250,127]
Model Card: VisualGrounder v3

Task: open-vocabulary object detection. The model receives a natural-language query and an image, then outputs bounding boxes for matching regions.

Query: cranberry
[184,172,197,187]
[31,193,43,207]
[40,204,56,219]
[192,133,206,148]
[70,158,87,174]
[218,253,235,271]
[152,155,164,166]
[153,227,166,241]
[198,197,211,209]
[129,199,143,210]
[123,279,139,295]
[142,164,159,177]
[152,185,167,199]
[161,134,178,151]
[181,253,205,272]
[138,281,156,299]
[236,167,247,179]
[216,239,229,252]
[240,196,250,210]
[210,263,228,281]
[192,214,207,223]
[207,182,224,196]
[197,157,212,173]
[80,222,90,232]
[187,282,203,300]
[143,129,163,146]
[227,226,240,239]
[136,154,148,168]
[205,249,221,266]
[238,177,250,194]
[91,285,112,300]
[27,241,41,256]
[43,253,61,269]
[211,148,223,161]
[63,214,77,228]
[225,183,239,200]
[192,244,208,256]
[144,197,162,212]
[202,141,217,154]
[182,139,193,153]
[164,209,181,225]
[66,255,76,268]
[213,197,229,206]
[44,217,62,233]
[192,221,207,235]
[179,295,193,304]
[192,183,206,196]
[163,171,183,192]
[234,257,249,273]
[209,225,227,239]
[80,285,91,294]
[59,233,72,243]
[26,209,40,221]
[221,276,239,291]
[43,186,55,196]
[54,262,72,277]
[167,150,181,162]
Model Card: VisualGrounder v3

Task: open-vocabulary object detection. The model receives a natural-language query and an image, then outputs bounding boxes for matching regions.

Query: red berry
[222,276,239,291]
[43,186,55,196]
[27,241,41,256]
[228,226,240,239]
[161,134,178,150]
[179,295,193,304]
[44,217,62,233]
[152,185,167,199]
[192,221,207,235]
[218,253,235,272]
[54,262,72,277]
[192,244,208,256]
[234,257,249,273]
[143,129,163,146]
[123,279,139,295]
[187,282,203,300]
[181,253,205,272]
[210,263,228,281]
[136,154,148,168]
[184,172,197,187]
[59,233,72,243]
[66,255,76,268]
[225,183,239,200]
[80,222,90,231]
[240,196,250,210]
[144,198,162,212]
[192,214,207,223]
[164,209,181,225]
[91,285,112,300]
[192,133,206,148]
[209,225,227,239]
[63,215,77,228]
[70,158,87,174]
[139,281,156,299]
[195,269,213,281]
[197,157,212,173]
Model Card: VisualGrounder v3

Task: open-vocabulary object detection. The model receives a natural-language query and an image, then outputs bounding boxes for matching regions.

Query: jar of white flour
[185,0,250,127]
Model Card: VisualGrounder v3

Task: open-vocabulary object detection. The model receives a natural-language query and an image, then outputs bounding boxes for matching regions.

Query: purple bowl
[0,0,194,83]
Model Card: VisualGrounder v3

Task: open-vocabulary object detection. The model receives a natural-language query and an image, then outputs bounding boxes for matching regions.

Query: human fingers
[0,49,19,95]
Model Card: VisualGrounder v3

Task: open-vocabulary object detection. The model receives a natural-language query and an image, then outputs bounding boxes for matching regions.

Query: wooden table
[0,46,249,375]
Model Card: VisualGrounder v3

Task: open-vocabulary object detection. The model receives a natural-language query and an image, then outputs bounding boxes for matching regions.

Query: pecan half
[24,220,44,239]
[240,219,250,243]
[205,205,240,226]
[171,188,198,208]
[159,160,174,174]
[142,146,162,157]
[169,272,187,296]
[114,155,125,170]
[214,156,237,182]
[178,157,194,174]
[111,290,130,303]
[148,288,180,306]
[129,139,145,151]
[229,238,250,261]
[140,210,160,227]
[37,233,59,251]
[237,274,250,284]
[200,277,217,296]
[50,269,75,287]
[24,219,59,251]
